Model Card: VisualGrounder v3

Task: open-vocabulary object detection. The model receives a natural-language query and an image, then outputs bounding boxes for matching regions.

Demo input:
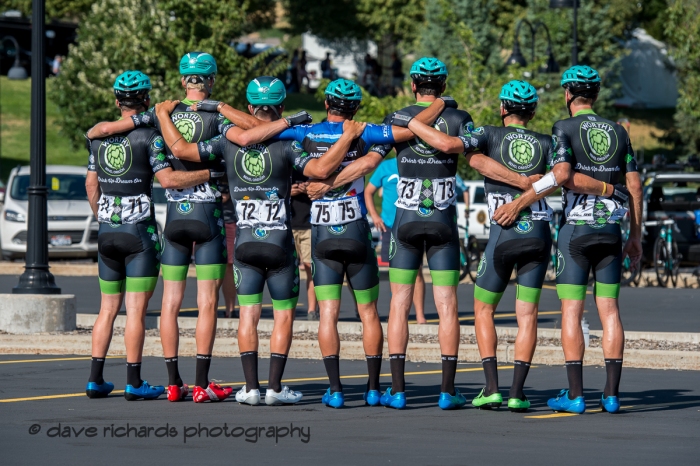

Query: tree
[1,0,96,19]
[50,0,283,147]
[666,0,700,154]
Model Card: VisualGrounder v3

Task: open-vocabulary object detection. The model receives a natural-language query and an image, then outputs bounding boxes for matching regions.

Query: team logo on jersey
[389,233,397,260]
[99,136,133,176]
[551,134,558,149]
[514,217,534,234]
[580,121,618,164]
[176,200,193,215]
[328,225,347,235]
[172,111,204,143]
[233,265,242,289]
[476,256,487,278]
[502,132,541,173]
[252,228,269,240]
[265,190,280,201]
[291,140,304,153]
[462,121,475,136]
[417,206,434,217]
[555,249,565,277]
[152,136,165,151]
[409,117,448,156]
[235,144,273,184]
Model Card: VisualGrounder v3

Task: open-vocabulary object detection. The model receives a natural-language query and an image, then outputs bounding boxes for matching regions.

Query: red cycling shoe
[192,382,233,403]
[167,383,189,402]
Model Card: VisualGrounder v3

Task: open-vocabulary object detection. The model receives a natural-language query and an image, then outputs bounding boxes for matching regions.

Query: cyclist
[491,66,643,414]
[85,71,223,401]
[155,76,360,405]
[377,59,537,410]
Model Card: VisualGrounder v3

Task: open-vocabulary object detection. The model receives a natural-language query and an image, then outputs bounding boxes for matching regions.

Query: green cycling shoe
[507,396,531,412]
[471,389,503,409]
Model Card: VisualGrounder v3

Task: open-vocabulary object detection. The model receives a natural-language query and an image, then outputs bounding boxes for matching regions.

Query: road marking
[412,310,563,325]
[0,356,124,365]
[525,406,634,419]
[0,366,515,403]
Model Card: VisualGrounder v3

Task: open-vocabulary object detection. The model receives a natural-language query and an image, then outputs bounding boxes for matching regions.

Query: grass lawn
[0,77,79,181]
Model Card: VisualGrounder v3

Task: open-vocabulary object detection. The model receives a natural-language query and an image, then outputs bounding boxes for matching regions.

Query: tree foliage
[666,0,700,154]
[50,0,284,147]
[1,0,96,19]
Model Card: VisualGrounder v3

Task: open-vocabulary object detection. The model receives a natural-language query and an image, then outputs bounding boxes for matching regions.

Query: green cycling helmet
[113,70,151,100]
[499,80,538,105]
[410,57,448,83]
[325,78,362,112]
[246,76,286,106]
[560,65,601,86]
[179,52,217,76]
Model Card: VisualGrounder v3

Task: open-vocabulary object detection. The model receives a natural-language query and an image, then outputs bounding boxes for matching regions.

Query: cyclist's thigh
[513,220,552,302]
[423,206,460,286]
[390,208,426,272]
[191,202,227,280]
[343,219,380,303]
[97,223,130,294]
[122,220,161,293]
[474,224,512,304]
[556,223,592,300]
[161,202,197,280]
[311,224,346,301]
[264,231,301,310]
[589,223,623,298]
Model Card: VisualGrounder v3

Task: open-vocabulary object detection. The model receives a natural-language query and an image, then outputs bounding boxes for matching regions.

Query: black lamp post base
[13,266,61,294]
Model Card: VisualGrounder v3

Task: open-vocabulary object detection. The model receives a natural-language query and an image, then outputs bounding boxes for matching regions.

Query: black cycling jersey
[550,109,638,226]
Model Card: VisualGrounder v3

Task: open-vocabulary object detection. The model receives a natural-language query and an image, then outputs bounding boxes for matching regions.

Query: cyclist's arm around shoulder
[392,99,446,143]
[87,118,136,139]
[85,171,100,219]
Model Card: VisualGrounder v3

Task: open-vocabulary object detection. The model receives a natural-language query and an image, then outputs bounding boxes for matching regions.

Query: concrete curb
[75,313,700,344]
[0,334,698,371]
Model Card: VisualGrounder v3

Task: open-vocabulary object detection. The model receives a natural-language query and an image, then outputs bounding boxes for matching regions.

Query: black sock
[604,359,623,398]
[482,357,498,395]
[323,355,342,393]
[89,357,105,385]
[126,362,142,388]
[240,351,260,390]
[441,355,458,395]
[389,354,406,393]
[509,360,531,400]
[565,360,583,398]
[366,355,382,391]
[268,353,287,393]
[164,356,183,387]
[195,354,212,389]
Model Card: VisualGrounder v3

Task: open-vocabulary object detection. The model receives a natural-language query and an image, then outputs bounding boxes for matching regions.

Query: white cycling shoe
[235,386,261,406]
[265,386,303,405]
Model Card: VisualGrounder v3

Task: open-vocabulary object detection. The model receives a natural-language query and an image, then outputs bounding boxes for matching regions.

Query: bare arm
[87,119,136,139]
[306,152,384,200]
[85,170,100,219]
[155,101,200,162]
[154,167,210,189]
[468,153,532,191]
[626,172,643,239]
[564,172,611,196]
[363,181,387,233]
[392,99,446,143]
[217,103,263,130]
[405,117,465,153]
[302,120,366,179]
[225,119,290,146]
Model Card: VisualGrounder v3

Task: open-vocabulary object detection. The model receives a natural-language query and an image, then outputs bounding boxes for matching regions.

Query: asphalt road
[1,355,698,465]
[1,273,697,333]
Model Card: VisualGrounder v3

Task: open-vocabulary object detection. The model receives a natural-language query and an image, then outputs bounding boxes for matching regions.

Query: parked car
[0,165,97,260]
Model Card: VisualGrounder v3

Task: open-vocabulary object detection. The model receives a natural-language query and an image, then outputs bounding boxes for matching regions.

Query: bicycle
[547,211,562,280]
[646,218,681,287]
[458,224,481,283]
[620,214,642,287]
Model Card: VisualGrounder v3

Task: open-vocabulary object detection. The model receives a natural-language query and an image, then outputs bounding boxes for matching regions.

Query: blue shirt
[276,121,395,147]
[369,158,399,228]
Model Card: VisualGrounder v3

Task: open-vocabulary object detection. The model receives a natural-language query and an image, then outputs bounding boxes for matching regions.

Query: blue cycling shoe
[363,390,381,406]
[600,394,620,413]
[124,381,165,401]
[86,381,114,399]
[438,388,467,410]
[547,389,586,414]
[380,388,406,410]
[321,388,344,408]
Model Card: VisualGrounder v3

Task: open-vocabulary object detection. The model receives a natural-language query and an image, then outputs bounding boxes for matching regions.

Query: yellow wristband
[602,182,607,196]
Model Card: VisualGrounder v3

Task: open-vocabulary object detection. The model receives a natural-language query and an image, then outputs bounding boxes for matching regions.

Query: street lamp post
[506,20,560,74]
[13,0,60,294]
[550,0,580,66]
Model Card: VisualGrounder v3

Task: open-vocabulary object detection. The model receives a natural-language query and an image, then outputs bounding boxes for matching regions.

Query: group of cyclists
[83,50,643,415]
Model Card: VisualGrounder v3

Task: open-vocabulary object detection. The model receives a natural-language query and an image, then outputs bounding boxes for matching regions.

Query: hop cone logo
[510,139,534,165]
[175,118,195,142]
[243,150,265,177]
[106,144,126,170]
[588,128,610,156]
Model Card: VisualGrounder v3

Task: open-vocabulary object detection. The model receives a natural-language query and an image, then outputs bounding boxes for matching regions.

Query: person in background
[321,52,333,80]
[365,157,427,324]
[391,52,404,96]
[291,171,318,320]
[52,55,62,76]
[221,197,237,318]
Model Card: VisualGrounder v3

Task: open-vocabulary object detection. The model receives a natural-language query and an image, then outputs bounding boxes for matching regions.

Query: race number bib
[311,196,361,226]
[564,191,627,223]
[166,182,218,203]
[235,199,287,230]
[395,176,457,211]
[487,192,553,222]
[97,194,151,224]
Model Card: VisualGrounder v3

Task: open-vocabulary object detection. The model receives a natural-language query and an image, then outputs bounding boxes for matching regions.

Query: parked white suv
[1,165,98,260]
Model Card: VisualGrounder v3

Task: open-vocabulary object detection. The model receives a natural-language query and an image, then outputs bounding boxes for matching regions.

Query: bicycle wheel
[458,240,469,282]
[466,235,481,283]
[654,236,669,287]
[620,255,636,286]
[670,240,680,288]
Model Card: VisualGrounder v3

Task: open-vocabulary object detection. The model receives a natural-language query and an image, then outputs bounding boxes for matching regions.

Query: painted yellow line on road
[0,366,514,404]
[412,310,563,325]
[0,356,124,365]
[525,405,634,419]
